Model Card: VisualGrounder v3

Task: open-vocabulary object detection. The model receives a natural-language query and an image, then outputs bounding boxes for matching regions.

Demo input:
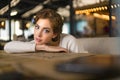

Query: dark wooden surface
[0,50,120,80]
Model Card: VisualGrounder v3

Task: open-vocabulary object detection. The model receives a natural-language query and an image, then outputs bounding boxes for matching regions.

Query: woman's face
[34,19,56,45]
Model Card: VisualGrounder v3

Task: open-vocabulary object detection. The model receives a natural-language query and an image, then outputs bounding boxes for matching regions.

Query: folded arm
[4,41,68,53]
[36,44,68,53]
[4,41,36,53]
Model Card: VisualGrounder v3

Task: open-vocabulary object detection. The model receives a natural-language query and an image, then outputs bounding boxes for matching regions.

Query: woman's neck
[52,40,60,46]
[47,40,60,46]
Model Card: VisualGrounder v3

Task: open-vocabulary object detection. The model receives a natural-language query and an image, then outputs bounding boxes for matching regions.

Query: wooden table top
[0,50,120,80]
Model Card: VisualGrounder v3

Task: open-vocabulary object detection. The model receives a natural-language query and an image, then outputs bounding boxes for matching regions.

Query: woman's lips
[35,38,42,42]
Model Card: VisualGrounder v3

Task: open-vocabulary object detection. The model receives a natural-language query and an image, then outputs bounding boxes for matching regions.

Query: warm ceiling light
[93,13,116,20]
[10,10,18,16]
[22,4,43,18]
[0,0,20,15]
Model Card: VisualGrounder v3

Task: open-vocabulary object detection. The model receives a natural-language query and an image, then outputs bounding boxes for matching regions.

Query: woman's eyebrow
[35,24,51,30]
[43,27,51,30]
[35,24,40,26]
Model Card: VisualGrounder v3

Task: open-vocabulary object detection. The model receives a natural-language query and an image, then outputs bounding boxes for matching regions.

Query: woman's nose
[37,30,42,37]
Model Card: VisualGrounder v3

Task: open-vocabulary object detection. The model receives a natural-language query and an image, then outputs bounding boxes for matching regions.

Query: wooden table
[0,50,120,80]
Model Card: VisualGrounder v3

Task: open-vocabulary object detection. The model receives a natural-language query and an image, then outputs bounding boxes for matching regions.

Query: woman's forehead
[36,19,52,27]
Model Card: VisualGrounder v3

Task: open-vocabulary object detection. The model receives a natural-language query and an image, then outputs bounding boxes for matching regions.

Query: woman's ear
[52,34,59,42]
[52,33,57,38]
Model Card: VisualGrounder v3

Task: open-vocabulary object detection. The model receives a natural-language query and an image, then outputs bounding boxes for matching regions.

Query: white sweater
[4,34,87,53]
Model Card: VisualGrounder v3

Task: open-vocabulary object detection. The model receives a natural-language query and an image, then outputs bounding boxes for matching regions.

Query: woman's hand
[35,44,68,53]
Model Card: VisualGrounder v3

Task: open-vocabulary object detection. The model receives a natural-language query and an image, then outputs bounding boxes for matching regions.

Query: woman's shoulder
[60,33,76,41]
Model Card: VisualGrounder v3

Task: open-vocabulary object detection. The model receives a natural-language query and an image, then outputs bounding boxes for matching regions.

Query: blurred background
[0,0,120,49]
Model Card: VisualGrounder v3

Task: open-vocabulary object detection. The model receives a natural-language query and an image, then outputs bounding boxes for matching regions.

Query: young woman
[4,9,87,53]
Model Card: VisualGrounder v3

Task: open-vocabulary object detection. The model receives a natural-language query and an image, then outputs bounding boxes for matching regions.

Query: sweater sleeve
[4,41,36,53]
[67,37,88,53]
[60,34,88,53]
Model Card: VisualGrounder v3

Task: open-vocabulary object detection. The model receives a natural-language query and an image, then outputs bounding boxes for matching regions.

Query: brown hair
[34,9,63,35]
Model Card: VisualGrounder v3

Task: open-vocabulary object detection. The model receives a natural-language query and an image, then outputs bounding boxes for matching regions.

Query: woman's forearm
[4,41,35,53]
[36,44,68,53]
[35,44,47,51]
[4,41,68,53]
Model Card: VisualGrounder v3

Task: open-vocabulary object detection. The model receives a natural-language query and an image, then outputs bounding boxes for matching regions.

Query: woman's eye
[44,29,50,33]
[35,25,39,29]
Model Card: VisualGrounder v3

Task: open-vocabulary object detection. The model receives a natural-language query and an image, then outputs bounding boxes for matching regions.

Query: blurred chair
[77,37,120,55]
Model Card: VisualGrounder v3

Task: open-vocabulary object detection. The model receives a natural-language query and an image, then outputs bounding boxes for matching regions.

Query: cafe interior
[0,0,120,44]
[0,0,120,80]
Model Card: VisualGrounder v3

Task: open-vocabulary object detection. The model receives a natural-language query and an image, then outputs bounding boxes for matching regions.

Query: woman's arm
[60,34,88,53]
[4,41,68,53]
[35,44,68,53]
[4,41,35,53]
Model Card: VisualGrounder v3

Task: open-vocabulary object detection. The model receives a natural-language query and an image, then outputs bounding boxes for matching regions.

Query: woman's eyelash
[34,24,51,33]
[44,29,50,33]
